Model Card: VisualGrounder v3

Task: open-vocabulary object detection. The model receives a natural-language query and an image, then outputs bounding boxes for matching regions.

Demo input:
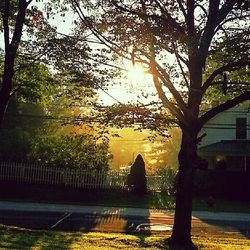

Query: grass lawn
[0,224,249,250]
[192,197,250,213]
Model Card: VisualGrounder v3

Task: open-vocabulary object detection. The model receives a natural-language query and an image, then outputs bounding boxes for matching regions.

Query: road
[0,201,249,238]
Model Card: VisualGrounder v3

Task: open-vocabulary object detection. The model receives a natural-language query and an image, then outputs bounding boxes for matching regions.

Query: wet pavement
[0,201,249,238]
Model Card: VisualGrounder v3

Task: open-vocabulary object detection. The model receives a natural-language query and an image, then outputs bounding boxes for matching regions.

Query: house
[198,100,250,173]
[195,101,250,199]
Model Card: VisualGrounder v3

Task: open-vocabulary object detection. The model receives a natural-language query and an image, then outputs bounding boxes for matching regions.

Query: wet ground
[0,210,249,240]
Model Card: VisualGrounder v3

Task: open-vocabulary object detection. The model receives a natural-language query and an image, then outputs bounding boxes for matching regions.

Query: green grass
[192,197,250,213]
[0,225,249,250]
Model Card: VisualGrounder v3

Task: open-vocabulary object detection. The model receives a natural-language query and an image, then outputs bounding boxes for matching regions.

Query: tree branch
[139,0,186,126]
[209,81,250,86]
[14,47,52,73]
[186,0,195,35]
[176,0,187,19]
[202,60,250,91]
[195,4,208,18]
[71,0,130,61]
[2,0,10,50]
[173,43,189,88]
[11,0,30,49]
[152,68,186,126]
[217,14,250,29]
[112,0,186,36]
[155,61,189,114]
[199,91,250,127]
[199,0,238,66]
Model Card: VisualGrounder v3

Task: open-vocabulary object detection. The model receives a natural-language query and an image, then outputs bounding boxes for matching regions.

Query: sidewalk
[0,200,250,222]
[0,200,172,218]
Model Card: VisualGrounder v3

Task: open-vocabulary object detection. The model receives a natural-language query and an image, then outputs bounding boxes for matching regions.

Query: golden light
[127,63,148,85]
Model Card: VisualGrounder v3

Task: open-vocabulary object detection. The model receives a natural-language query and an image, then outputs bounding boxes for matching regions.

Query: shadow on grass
[0,226,81,250]
[126,234,199,250]
[0,226,198,250]
[122,192,151,246]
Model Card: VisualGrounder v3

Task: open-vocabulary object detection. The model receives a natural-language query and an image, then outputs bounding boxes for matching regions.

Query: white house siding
[199,101,250,148]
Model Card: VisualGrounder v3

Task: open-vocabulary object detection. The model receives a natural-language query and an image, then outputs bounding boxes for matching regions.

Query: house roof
[198,140,250,156]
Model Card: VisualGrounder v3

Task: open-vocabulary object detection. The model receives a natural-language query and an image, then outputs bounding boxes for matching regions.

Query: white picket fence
[0,162,170,191]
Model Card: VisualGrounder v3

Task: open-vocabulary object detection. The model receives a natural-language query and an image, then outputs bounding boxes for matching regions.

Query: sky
[97,63,159,105]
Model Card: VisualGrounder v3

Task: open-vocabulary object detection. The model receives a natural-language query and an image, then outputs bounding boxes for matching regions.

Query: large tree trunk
[0,0,29,128]
[0,53,14,128]
[0,85,11,128]
[170,130,198,247]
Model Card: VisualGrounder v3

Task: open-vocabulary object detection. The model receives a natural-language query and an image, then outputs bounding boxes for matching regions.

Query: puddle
[136,223,173,232]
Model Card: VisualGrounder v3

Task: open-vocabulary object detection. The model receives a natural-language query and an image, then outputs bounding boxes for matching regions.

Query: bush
[194,169,250,200]
[0,127,31,162]
[29,134,111,171]
[156,165,178,194]
[127,154,147,195]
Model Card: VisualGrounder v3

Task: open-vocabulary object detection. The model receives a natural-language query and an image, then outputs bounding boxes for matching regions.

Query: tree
[0,2,118,172]
[0,0,33,127]
[0,0,97,127]
[29,133,111,171]
[71,0,250,247]
[0,59,111,170]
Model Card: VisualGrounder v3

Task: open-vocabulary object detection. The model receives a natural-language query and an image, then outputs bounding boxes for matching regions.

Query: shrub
[0,127,31,162]
[127,154,147,195]
[156,165,178,194]
[29,134,111,171]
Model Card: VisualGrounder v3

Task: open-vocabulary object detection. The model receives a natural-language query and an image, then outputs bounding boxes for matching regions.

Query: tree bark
[0,0,29,128]
[0,80,11,128]
[170,129,198,247]
[0,50,15,128]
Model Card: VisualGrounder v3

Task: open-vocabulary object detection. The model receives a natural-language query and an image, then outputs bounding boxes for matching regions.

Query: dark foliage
[194,169,250,201]
[127,154,147,195]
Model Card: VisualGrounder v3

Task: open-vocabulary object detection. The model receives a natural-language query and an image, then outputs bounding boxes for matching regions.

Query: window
[236,118,247,139]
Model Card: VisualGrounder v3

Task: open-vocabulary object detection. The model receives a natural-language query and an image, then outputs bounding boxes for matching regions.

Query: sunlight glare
[127,63,148,85]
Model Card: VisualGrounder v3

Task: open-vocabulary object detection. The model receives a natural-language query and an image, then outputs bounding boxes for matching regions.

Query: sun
[127,63,148,85]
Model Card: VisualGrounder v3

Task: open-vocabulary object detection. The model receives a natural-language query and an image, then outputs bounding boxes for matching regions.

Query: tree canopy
[69,0,249,247]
